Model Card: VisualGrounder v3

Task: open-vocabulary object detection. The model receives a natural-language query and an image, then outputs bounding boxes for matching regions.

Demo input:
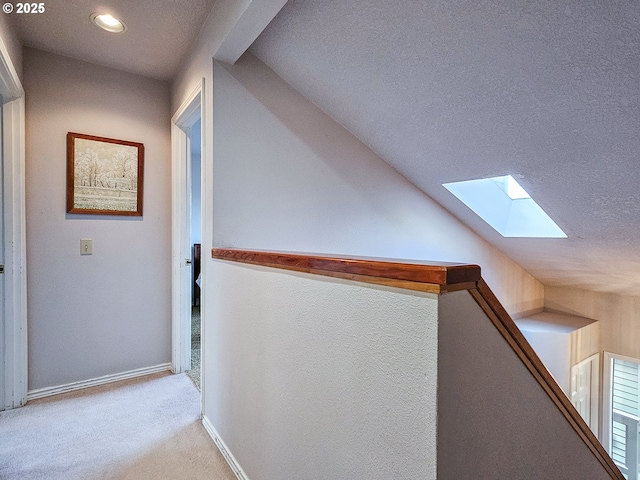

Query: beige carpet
[0,372,235,480]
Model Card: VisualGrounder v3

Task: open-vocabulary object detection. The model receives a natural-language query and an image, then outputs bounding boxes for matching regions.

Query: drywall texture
[547,285,640,361]
[517,328,571,393]
[172,20,544,316]
[437,290,612,479]
[24,48,172,390]
[211,54,543,317]
[207,260,438,480]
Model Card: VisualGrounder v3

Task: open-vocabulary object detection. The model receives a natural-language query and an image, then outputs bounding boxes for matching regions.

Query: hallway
[0,372,234,479]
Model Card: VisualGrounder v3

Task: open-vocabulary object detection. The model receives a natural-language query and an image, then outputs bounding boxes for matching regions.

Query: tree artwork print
[67,132,144,216]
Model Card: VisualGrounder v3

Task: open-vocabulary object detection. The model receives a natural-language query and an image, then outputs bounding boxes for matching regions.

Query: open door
[171,80,204,375]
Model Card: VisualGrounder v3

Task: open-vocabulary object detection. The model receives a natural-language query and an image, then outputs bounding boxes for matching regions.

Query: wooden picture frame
[67,132,144,216]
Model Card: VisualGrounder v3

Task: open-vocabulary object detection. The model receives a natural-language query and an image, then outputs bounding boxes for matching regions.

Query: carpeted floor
[186,306,201,390]
[0,372,234,480]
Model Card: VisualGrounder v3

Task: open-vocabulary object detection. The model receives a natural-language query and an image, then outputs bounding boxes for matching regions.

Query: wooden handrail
[211,248,624,479]
[211,248,480,293]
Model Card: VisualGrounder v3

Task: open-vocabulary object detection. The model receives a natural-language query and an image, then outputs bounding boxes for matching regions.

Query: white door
[171,81,203,375]
[571,360,592,423]
[570,353,599,437]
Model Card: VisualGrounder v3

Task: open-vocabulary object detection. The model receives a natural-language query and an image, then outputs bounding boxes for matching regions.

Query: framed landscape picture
[67,132,144,216]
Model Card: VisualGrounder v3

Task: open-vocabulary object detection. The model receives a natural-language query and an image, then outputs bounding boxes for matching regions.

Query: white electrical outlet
[80,238,92,255]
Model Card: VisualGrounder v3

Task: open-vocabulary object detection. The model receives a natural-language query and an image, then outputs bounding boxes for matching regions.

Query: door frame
[0,36,26,411]
[171,79,204,375]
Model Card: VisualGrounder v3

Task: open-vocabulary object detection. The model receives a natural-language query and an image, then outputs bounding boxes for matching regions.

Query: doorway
[171,80,204,386]
[186,118,202,389]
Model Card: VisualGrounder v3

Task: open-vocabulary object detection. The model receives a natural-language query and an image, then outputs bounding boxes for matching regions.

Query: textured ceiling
[251,0,640,296]
[10,0,640,296]
[10,0,215,81]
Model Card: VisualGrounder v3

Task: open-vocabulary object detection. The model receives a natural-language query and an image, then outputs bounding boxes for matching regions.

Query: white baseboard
[202,415,249,480]
[26,363,172,401]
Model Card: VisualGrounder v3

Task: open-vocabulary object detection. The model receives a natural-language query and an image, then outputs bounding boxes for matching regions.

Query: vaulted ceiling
[11,0,640,296]
[251,1,640,297]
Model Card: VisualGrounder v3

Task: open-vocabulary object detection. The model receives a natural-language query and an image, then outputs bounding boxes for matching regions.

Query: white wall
[210,54,543,316]
[206,262,610,480]
[171,22,543,317]
[438,290,612,479]
[518,328,571,393]
[171,15,547,477]
[24,48,172,390]
[209,260,438,480]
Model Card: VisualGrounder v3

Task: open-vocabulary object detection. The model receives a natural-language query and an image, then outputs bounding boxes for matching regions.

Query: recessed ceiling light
[443,175,567,238]
[90,13,126,33]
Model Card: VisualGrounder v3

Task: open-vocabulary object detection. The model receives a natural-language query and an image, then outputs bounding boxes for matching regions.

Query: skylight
[443,175,567,238]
